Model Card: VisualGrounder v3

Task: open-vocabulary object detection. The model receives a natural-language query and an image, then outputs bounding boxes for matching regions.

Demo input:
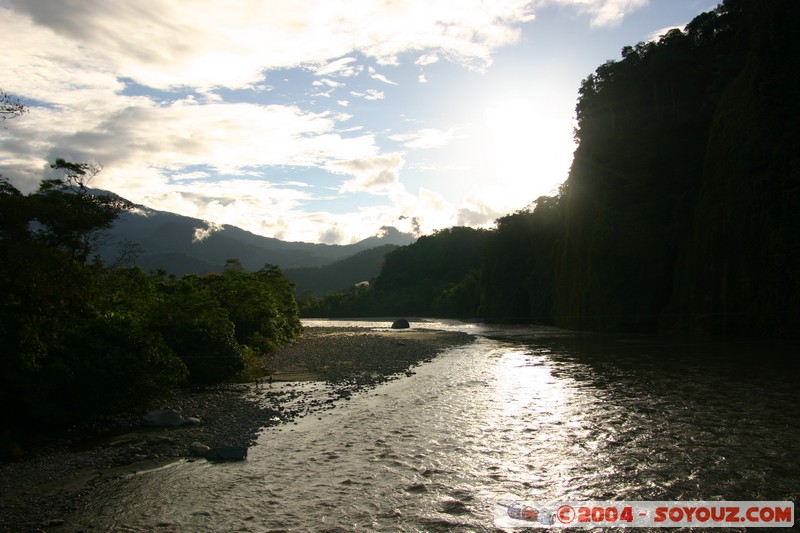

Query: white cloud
[542,0,649,27]
[350,89,385,101]
[648,24,685,41]
[296,186,461,244]
[74,100,375,169]
[1,0,638,245]
[6,0,535,91]
[192,220,224,243]
[139,177,315,240]
[315,57,361,77]
[171,171,211,181]
[371,73,398,85]
[326,154,405,192]
[390,186,459,235]
[416,53,440,66]
[318,223,346,245]
[456,193,505,227]
[390,128,458,149]
[591,0,649,26]
[368,67,399,85]
[313,78,345,88]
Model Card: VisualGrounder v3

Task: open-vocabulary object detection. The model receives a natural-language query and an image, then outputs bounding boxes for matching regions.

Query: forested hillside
[556,0,799,334]
[311,0,800,335]
[283,244,399,297]
[302,227,487,318]
[0,162,302,454]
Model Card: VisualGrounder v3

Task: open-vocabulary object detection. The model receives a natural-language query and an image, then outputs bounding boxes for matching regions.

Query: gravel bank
[0,326,474,532]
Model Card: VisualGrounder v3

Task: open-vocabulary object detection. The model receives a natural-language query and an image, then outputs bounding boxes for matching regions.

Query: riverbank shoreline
[0,326,474,533]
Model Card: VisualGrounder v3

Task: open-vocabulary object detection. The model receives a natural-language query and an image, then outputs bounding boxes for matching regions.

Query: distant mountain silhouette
[283,244,399,296]
[97,203,415,277]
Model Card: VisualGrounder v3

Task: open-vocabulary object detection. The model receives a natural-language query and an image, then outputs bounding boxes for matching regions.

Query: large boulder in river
[205,446,248,461]
[142,409,185,427]
[391,319,410,329]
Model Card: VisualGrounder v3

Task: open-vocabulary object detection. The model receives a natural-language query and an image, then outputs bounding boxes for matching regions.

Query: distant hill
[283,244,398,296]
[97,204,415,277]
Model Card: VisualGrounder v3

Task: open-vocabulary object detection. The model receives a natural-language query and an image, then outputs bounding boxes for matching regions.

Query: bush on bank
[0,171,301,457]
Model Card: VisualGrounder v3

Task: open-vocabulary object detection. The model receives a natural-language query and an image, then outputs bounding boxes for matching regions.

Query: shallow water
[66,321,800,531]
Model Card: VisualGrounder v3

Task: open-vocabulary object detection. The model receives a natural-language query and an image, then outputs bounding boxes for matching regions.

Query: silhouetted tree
[0,90,26,121]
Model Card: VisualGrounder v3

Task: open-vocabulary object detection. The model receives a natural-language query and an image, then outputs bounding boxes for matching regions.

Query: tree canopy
[1,169,302,454]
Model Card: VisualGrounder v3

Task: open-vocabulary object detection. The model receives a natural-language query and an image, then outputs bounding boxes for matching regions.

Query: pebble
[0,327,474,532]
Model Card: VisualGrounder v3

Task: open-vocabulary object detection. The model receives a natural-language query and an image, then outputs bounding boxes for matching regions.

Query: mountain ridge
[98,201,415,277]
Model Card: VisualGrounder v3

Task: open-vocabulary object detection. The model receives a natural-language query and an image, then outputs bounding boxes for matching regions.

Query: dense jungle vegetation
[304,0,800,336]
[2,0,797,455]
[0,160,301,454]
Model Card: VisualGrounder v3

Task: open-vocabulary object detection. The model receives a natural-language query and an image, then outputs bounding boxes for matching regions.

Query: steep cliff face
[553,0,800,334]
[554,19,715,332]
[673,1,800,334]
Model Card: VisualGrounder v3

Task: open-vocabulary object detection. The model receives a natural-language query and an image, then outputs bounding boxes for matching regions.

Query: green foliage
[284,244,398,296]
[149,261,302,385]
[0,168,302,449]
[150,278,243,386]
[31,160,134,262]
[54,317,187,416]
[670,0,800,334]
[310,227,487,318]
[558,16,718,331]
[551,0,800,334]
[482,196,562,323]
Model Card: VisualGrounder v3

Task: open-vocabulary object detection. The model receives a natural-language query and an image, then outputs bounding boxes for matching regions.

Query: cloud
[390,187,458,235]
[7,0,535,90]
[326,154,405,192]
[313,78,345,89]
[58,100,378,170]
[390,128,458,149]
[371,73,398,85]
[543,0,649,27]
[318,224,346,245]
[192,221,224,243]
[171,171,211,181]
[648,24,685,41]
[315,57,361,77]
[369,67,399,85]
[139,177,316,239]
[456,194,504,227]
[416,53,440,66]
[4,0,627,245]
[592,0,649,26]
[349,89,386,101]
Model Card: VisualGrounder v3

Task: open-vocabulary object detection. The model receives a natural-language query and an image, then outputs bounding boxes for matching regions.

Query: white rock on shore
[142,409,185,427]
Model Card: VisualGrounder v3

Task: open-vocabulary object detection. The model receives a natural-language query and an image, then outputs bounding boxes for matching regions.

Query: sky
[1,0,715,244]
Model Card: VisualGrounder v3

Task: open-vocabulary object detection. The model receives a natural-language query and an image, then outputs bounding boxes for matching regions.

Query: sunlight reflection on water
[64,323,800,532]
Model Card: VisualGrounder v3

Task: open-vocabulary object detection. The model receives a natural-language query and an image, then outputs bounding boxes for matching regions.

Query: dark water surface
[65,321,800,531]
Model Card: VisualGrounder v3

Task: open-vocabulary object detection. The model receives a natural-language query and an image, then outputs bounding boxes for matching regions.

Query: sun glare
[483,97,575,207]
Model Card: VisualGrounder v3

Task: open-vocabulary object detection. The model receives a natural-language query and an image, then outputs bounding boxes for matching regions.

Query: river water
[66,320,799,532]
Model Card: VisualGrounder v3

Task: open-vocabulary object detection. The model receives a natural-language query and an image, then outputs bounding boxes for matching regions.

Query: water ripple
[65,329,800,531]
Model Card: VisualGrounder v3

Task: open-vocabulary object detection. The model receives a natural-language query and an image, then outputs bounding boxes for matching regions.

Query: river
[65,320,799,532]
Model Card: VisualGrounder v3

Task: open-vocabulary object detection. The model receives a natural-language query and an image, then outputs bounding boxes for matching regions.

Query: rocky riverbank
[0,326,473,532]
